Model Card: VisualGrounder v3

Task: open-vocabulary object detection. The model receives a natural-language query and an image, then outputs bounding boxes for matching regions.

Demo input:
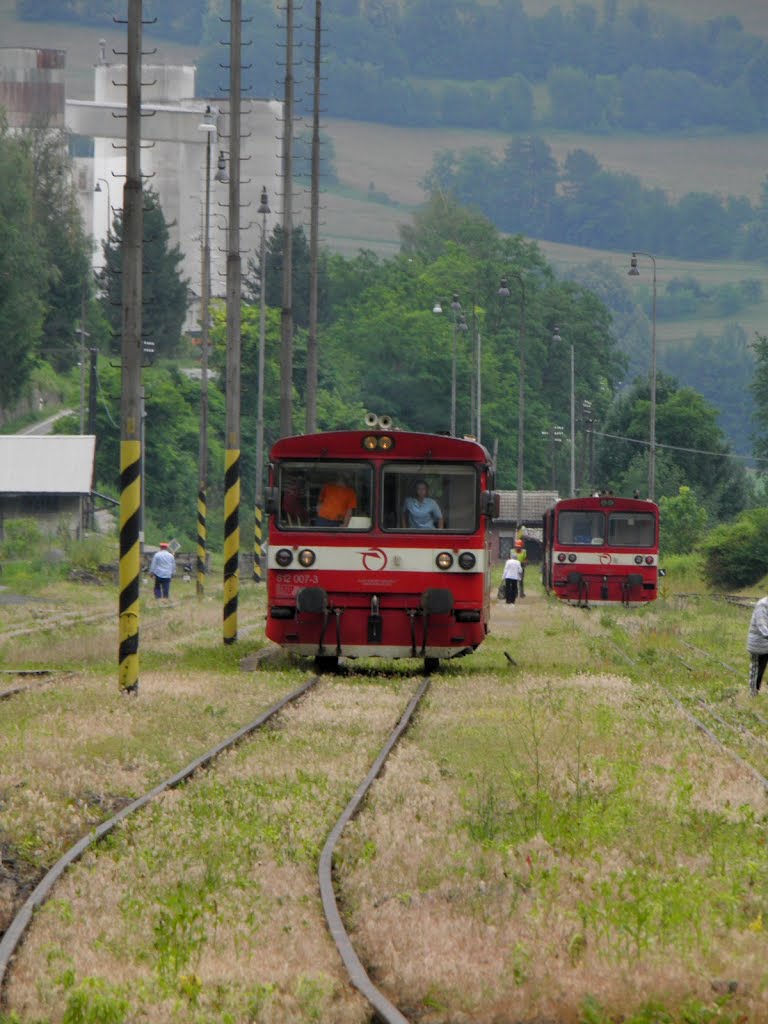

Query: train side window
[381,463,478,532]
[276,462,373,529]
[608,512,656,547]
[558,511,605,545]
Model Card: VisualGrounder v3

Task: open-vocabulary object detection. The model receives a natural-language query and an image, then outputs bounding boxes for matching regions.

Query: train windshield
[381,463,478,532]
[276,462,373,529]
[608,511,656,547]
[557,510,606,545]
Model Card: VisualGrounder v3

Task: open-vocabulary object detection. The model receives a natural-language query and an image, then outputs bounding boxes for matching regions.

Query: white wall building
[66,45,283,320]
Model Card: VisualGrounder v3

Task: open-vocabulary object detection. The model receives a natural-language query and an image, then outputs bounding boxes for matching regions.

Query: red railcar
[542,495,659,605]
[265,425,498,671]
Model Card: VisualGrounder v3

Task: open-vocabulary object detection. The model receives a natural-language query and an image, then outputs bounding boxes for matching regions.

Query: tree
[21,125,92,371]
[0,119,46,410]
[658,486,708,555]
[98,188,189,359]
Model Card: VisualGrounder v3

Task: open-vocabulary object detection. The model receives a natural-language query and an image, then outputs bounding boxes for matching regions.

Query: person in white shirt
[747,595,768,695]
[502,552,523,605]
[149,542,176,599]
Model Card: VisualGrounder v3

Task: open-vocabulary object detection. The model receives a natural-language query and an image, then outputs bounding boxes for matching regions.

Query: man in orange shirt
[316,474,357,526]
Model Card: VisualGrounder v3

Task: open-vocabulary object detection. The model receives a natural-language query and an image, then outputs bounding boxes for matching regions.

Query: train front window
[276,462,373,529]
[557,511,605,545]
[381,463,477,532]
[608,512,656,547]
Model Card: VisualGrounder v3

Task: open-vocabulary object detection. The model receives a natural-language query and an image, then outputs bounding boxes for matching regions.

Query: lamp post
[498,274,526,528]
[432,294,468,435]
[628,251,657,501]
[94,177,112,242]
[552,325,576,496]
[254,186,271,583]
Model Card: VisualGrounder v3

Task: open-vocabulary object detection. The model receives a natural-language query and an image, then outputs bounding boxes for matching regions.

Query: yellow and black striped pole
[223,450,240,643]
[119,440,141,692]
[196,485,207,596]
[118,0,143,693]
[223,0,242,644]
[253,502,263,582]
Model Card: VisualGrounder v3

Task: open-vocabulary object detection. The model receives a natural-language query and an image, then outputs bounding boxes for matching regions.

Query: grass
[4,565,768,1022]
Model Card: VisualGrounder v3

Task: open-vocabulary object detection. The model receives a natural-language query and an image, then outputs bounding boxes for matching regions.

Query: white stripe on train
[267,545,487,574]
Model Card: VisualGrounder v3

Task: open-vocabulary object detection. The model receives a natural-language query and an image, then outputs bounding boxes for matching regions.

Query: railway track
[0,670,431,1024]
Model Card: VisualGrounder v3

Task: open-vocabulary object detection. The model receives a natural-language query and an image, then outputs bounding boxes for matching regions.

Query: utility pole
[279,0,294,438]
[305,0,321,434]
[118,0,144,694]
[223,0,243,644]
[253,186,270,583]
[197,107,214,598]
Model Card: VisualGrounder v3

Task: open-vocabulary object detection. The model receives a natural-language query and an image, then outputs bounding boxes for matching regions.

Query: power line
[590,429,766,464]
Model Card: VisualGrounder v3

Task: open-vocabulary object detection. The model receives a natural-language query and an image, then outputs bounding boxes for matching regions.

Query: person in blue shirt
[149,542,176,599]
[402,480,444,529]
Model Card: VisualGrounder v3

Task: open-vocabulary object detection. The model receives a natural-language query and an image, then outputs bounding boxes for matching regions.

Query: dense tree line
[426,139,768,262]
[21,1,768,135]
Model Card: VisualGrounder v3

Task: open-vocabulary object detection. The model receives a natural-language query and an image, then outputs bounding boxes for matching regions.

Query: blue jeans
[154,576,171,599]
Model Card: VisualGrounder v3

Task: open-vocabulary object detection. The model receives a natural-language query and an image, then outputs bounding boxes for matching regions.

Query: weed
[61,976,129,1024]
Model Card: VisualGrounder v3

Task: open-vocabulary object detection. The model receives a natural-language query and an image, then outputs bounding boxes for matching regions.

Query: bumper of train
[552,570,656,603]
[266,586,487,660]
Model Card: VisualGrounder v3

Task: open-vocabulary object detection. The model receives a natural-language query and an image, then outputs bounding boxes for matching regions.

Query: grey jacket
[747,596,768,654]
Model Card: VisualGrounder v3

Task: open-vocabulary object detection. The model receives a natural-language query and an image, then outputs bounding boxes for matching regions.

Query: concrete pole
[279,0,294,438]
[223,0,242,644]
[118,0,143,694]
[305,0,321,434]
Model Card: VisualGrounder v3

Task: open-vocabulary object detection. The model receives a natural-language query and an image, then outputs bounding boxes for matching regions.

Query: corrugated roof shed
[0,436,96,494]
[497,490,559,523]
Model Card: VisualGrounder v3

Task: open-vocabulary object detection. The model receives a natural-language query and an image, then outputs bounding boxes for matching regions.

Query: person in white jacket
[149,542,176,600]
[747,595,768,695]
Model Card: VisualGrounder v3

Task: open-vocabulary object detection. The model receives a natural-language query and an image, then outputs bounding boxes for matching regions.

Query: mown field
[2,555,768,1022]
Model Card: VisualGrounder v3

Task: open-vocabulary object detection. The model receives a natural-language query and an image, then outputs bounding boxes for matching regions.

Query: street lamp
[94,177,112,241]
[253,185,271,583]
[433,294,468,435]
[552,325,576,497]
[628,251,657,501]
[498,274,526,529]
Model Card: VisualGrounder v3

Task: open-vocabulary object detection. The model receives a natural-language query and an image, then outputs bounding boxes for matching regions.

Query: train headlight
[436,551,454,570]
[298,549,316,567]
[458,552,476,570]
[275,548,293,567]
[362,435,378,450]
[568,553,577,562]
[645,555,654,565]
[634,555,644,564]
[557,553,567,562]
[378,435,394,450]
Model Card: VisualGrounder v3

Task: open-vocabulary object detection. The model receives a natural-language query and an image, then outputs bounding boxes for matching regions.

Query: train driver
[315,473,358,527]
[402,480,444,529]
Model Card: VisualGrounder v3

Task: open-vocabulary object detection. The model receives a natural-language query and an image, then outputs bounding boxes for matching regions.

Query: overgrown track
[603,620,768,795]
[0,670,60,701]
[0,675,321,1000]
[0,670,431,1023]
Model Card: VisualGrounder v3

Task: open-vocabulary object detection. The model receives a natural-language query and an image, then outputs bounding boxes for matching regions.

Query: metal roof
[497,490,560,523]
[0,435,96,494]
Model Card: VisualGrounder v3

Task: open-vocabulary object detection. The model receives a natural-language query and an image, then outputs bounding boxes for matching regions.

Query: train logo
[599,553,613,565]
[360,547,388,571]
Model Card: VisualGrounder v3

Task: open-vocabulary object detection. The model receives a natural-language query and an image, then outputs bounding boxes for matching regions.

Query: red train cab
[542,495,659,605]
[265,425,498,671]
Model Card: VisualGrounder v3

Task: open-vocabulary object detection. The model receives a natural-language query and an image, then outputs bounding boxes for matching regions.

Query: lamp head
[628,254,640,276]
[552,325,561,342]
[498,277,511,297]
[215,151,229,183]
[450,293,462,313]
[432,301,443,315]
[257,186,270,215]
[94,181,102,193]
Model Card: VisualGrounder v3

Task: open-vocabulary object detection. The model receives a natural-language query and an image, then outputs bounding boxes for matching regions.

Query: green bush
[699,508,768,590]
[0,518,44,560]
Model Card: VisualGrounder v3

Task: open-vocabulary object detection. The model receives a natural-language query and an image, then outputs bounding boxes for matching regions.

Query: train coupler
[367,594,382,643]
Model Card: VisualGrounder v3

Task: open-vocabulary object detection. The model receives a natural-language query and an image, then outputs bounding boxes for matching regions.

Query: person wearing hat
[515,535,528,597]
[149,542,176,599]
